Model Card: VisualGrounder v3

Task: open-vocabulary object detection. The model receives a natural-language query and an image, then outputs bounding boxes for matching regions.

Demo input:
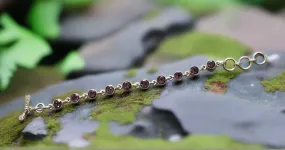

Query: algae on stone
[125,68,137,78]
[91,89,162,124]
[156,31,249,60]
[87,123,263,149]
[261,71,285,92]
[147,67,159,74]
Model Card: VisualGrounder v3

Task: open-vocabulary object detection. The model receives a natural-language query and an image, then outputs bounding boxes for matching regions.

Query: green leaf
[64,0,98,8]
[56,51,85,76]
[28,0,62,39]
[0,14,51,90]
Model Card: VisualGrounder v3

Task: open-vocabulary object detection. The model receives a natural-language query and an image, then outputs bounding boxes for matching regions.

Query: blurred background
[0,0,285,103]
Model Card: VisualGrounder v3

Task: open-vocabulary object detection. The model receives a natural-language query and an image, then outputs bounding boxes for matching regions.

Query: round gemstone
[105,85,115,95]
[53,99,62,109]
[174,72,183,81]
[140,80,150,89]
[122,81,132,91]
[70,93,80,103]
[88,89,97,99]
[157,75,166,85]
[207,61,216,69]
[190,66,199,76]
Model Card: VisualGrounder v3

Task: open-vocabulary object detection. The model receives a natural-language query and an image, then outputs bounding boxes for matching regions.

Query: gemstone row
[52,62,217,110]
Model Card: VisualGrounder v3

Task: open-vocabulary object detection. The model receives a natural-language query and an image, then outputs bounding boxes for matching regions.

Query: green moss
[0,90,84,147]
[147,67,158,74]
[125,68,137,78]
[91,89,161,124]
[205,69,242,93]
[144,10,160,20]
[154,0,236,16]
[156,32,249,60]
[261,71,285,92]
[87,123,262,149]
[0,111,34,147]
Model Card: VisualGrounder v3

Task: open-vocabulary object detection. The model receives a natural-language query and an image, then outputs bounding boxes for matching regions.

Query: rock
[226,52,285,109]
[129,107,187,139]
[152,90,285,148]
[197,6,285,51]
[59,0,156,43]
[2,51,285,148]
[22,117,47,140]
[53,103,99,147]
[73,6,193,76]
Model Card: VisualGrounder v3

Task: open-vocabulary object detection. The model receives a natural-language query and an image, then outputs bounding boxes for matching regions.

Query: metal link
[150,80,157,85]
[200,65,206,71]
[132,82,140,88]
[63,97,71,103]
[115,84,122,90]
[183,71,190,77]
[166,75,174,81]
[98,90,105,95]
[35,103,45,113]
[81,93,88,100]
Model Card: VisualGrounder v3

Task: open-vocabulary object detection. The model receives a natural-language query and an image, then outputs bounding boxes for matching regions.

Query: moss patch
[205,69,242,93]
[154,0,236,17]
[261,71,285,92]
[144,10,160,20]
[147,67,158,74]
[91,88,161,124]
[156,31,249,60]
[0,111,34,147]
[87,123,262,149]
[125,68,137,78]
[0,90,84,147]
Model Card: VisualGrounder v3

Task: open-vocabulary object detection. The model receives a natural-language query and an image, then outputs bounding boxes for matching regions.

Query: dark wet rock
[109,106,187,140]
[74,7,193,76]
[153,90,285,147]
[197,6,285,51]
[53,104,98,147]
[130,106,187,139]
[59,0,156,43]
[22,117,47,140]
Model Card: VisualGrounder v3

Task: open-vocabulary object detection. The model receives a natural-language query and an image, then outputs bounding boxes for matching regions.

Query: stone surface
[59,0,156,43]
[153,90,285,148]
[2,51,285,148]
[226,52,285,109]
[75,7,192,76]
[197,6,285,51]
[53,103,99,147]
[22,117,47,140]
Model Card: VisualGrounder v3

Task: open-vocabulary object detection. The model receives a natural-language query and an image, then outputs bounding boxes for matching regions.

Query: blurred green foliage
[56,51,85,76]
[28,0,98,39]
[28,0,62,39]
[155,0,274,16]
[0,14,51,90]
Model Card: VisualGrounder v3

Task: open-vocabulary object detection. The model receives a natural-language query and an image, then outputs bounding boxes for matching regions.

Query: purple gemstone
[140,80,149,89]
[88,89,97,99]
[157,75,166,85]
[70,93,80,103]
[190,66,199,76]
[174,72,183,81]
[207,60,216,69]
[122,82,132,91]
[105,85,115,95]
[53,99,62,109]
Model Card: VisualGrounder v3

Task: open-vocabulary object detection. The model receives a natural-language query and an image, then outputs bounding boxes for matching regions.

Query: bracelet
[18,52,267,121]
